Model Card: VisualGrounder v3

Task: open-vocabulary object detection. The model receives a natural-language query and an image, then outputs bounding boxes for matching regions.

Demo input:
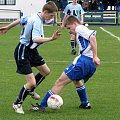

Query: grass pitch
[0,25,120,120]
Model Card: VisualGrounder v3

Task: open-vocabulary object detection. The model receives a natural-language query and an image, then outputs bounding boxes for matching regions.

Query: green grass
[0,25,120,120]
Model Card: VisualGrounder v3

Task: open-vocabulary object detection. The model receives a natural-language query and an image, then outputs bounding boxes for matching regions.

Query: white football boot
[13,103,24,114]
[29,91,40,100]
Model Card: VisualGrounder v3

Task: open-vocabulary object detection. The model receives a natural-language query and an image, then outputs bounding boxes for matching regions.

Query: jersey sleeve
[63,5,69,15]
[76,25,96,40]
[20,16,28,25]
[79,5,84,15]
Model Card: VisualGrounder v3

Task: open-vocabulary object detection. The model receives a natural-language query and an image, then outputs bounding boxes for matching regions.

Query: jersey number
[73,10,79,16]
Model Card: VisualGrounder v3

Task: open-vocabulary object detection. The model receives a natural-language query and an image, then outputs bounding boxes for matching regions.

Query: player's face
[66,24,76,35]
[44,11,56,20]
[73,0,78,3]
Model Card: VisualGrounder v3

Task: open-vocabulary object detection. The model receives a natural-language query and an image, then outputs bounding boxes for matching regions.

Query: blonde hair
[42,1,58,13]
[64,15,80,27]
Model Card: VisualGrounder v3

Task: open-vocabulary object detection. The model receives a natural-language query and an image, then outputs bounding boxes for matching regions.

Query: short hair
[42,1,58,13]
[64,15,80,27]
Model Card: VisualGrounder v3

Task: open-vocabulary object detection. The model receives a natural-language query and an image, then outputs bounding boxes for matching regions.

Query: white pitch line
[0,59,120,64]
[6,59,71,63]
[100,27,120,41]
[102,61,120,64]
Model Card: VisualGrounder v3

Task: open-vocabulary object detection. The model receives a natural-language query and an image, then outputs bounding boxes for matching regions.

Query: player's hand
[51,29,61,40]
[0,27,8,34]
[61,24,64,29]
[93,56,100,66]
[80,21,84,25]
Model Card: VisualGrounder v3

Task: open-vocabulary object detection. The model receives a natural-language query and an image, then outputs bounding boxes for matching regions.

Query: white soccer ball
[47,94,63,110]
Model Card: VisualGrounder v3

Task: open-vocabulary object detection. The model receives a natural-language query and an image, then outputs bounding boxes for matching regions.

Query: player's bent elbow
[32,38,38,43]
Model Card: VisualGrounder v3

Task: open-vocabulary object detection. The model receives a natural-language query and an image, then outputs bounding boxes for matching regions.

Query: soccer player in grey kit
[0,1,61,114]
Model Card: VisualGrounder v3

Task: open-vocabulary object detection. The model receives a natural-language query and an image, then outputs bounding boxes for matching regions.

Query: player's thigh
[52,72,72,94]
[55,72,72,86]
[36,63,50,76]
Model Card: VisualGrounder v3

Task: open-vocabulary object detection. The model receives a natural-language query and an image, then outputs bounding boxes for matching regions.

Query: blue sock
[39,90,54,108]
[76,85,88,105]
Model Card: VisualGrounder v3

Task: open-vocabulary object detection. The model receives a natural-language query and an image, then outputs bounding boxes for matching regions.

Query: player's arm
[0,19,20,34]
[61,5,69,29]
[80,5,85,25]
[61,14,68,29]
[90,35,100,65]
[33,29,61,43]
[80,14,84,24]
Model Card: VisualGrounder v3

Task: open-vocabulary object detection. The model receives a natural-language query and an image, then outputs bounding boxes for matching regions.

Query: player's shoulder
[20,16,30,25]
[76,3,82,7]
[76,25,85,31]
[66,3,72,7]
[30,13,38,20]
[29,13,41,23]
[76,25,90,34]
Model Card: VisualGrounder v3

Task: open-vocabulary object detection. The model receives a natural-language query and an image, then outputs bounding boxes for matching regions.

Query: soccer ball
[47,94,63,110]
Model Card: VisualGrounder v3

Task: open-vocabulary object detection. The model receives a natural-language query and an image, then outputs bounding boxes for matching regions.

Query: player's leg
[29,64,50,99]
[40,72,71,110]
[52,72,71,94]
[13,43,37,114]
[13,73,36,114]
[30,72,71,112]
[70,34,76,55]
[73,80,91,109]
[28,49,50,99]
[37,60,80,110]
[40,72,71,108]
[29,72,45,100]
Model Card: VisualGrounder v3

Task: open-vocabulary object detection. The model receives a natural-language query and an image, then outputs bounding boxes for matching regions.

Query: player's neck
[73,2,77,5]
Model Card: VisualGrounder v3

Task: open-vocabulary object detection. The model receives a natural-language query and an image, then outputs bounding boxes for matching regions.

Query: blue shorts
[64,55,96,83]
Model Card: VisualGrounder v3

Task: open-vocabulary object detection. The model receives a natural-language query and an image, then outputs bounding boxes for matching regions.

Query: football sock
[76,85,88,105]
[14,85,30,104]
[40,90,54,108]
[71,40,76,50]
[30,73,45,92]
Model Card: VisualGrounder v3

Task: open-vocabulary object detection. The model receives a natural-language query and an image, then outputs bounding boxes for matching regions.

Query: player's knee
[74,80,83,87]
[26,80,36,89]
[54,79,59,86]
[26,73,37,87]
[30,80,36,88]
[44,68,50,76]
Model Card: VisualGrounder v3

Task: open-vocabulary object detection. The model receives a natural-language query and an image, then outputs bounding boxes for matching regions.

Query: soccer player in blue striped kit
[30,15,100,112]
[0,1,61,114]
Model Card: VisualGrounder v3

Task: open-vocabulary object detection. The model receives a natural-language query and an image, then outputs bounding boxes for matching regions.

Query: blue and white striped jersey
[63,3,84,20]
[19,14,44,49]
[75,25,96,58]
